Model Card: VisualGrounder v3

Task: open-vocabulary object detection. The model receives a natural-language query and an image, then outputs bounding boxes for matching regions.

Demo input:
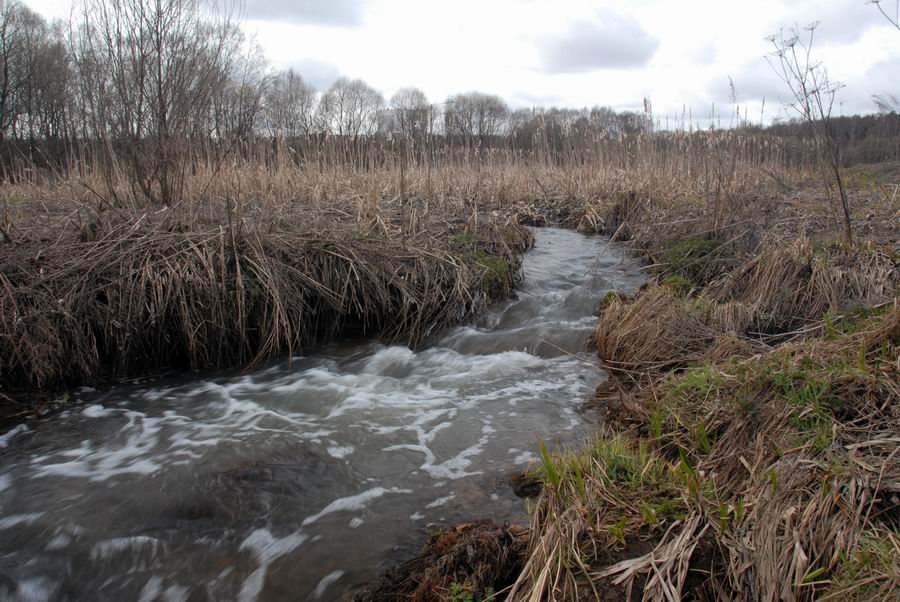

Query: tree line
[0,0,651,144]
[0,0,896,206]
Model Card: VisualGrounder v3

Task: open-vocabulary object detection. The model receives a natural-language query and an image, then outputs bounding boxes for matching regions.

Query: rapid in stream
[0,228,644,601]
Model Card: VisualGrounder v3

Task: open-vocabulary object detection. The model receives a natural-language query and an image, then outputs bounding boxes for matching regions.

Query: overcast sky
[25,0,900,123]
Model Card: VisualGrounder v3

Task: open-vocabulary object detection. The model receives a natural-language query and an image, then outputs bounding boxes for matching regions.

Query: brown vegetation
[352,521,527,602]
[506,165,898,600]
[0,207,531,409]
[0,1,898,599]
[515,304,898,601]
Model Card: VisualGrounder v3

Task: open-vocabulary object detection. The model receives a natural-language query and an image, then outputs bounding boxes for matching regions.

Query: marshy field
[1,0,899,600]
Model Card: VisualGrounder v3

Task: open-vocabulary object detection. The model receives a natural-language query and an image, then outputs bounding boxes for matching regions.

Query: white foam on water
[302,487,411,526]
[349,517,364,528]
[238,529,308,602]
[425,494,455,509]
[26,395,335,482]
[138,577,164,602]
[421,435,489,480]
[0,473,10,493]
[32,434,163,481]
[361,346,416,375]
[0,512,43,529]
[514,451,537,465]
[422,421,452,442]
[81,404,114,418]
[138,387,174,402]
[312,570,345,599]
[417,349,546,382]
[327,446,354,459]
[138,576,188,602]
[241,528,308,565]
[91,536,161,560]
[410,512,425,521]
[45,533,72,550]
[0,424,29,447]
[326,381,451,418]
[10,576,58,602]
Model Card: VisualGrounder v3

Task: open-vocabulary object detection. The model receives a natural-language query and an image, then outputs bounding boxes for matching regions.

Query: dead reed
[513,304,899,601]
[0,210,531,401]
[595,237,899,384]
[352,520,527,601]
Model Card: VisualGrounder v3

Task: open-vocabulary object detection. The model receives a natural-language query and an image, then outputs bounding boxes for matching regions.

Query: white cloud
[244,0,364,27]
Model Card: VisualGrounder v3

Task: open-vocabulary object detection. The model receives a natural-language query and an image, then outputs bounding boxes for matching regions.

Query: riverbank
[0,227,640,600]
[0,205,533,422]
[1,158,898,599]
[356,164,899,601]
[515,279,898,601]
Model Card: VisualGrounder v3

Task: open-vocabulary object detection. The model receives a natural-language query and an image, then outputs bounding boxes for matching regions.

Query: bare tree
[767,23,853,243]
[0,0,43,140]
[316,77,383,138]
[22,21,69,144]
[444,92,509,140]
[389,86,430,138]
[266,68,316,139]
[70,0,250,206]
[211,43,268,140]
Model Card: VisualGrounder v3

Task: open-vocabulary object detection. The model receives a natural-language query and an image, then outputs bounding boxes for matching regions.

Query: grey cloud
[538,15,659,73]
[244,0,363,27]
[288,59,342,90]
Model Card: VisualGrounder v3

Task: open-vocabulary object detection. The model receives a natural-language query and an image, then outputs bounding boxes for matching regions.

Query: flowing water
[0,228,644,601]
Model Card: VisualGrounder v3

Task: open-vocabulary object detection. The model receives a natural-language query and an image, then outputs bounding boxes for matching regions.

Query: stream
[0,228,644,601]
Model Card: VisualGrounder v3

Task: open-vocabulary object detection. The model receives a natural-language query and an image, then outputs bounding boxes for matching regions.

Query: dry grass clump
[352,520,527,602]
[512,305,900,601]
[0,212,531,400]
[707,237,899,336]
[595,237,899,382]
[594,287,724,381]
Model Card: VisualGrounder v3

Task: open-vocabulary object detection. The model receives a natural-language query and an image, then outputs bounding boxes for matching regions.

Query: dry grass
[595,238,899,385]
[707,237,899,336]
[0,209,532,404]
[515,188,898,600]
[3,129,841,407]
[513,305,899,601]
[352,520,527,601]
